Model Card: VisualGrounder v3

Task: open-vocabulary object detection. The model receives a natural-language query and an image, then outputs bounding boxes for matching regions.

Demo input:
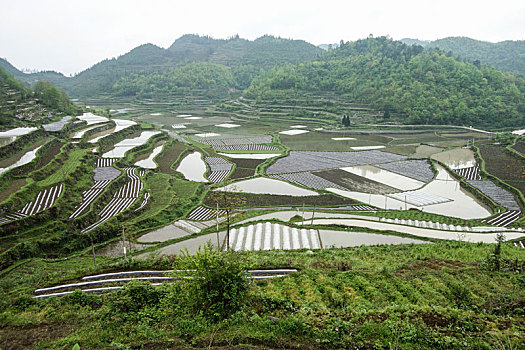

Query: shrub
[111,280,161,312]
[174,245,250,321]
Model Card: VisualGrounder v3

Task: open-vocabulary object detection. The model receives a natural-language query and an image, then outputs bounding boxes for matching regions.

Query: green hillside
[0,66,77,127]
[0,35,324,98]
[427,37,525,77]
[1,243,523,349]
[245,36,525,128]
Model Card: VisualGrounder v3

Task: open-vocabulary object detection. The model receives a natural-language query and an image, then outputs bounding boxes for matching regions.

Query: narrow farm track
[227,222,321,251]
[0,184,63,225]
[455,166,481,180]
[33,269,297,299]
[187,206,226,221]
[204,156,233,183]
[69,159,121,219]
[135,192,150,211]
[81,168,143,233]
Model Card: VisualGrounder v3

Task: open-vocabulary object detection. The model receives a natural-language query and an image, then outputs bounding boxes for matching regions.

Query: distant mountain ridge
[0,34,323,97]
[1,34,525,99]
[427,37,525,76]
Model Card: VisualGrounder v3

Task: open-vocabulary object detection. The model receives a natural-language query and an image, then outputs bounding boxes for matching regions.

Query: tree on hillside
[207,191,246,251]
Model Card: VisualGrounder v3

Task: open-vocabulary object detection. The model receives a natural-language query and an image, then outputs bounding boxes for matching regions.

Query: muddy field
[314,169,399,194]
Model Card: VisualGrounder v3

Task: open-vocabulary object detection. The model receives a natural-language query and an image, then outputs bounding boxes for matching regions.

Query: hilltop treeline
[245,37,525,128]
[0,66,77,126]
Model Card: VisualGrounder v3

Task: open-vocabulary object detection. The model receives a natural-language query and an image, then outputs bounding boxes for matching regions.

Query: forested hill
[407,37,525,77]
[245,37,525,128]
[0,35,323,98]
[0,66,77,127]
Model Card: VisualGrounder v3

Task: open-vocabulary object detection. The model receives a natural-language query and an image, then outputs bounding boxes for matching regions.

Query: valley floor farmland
[0,98,523,349]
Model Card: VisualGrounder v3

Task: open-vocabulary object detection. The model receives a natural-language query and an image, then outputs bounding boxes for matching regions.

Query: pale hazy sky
[1,0,524,76]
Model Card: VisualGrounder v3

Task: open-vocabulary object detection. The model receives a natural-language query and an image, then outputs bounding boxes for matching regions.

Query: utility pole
[121,225,127,261]
[216,202,220,249]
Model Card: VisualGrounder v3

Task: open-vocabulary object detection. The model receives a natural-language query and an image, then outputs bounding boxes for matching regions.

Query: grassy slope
[0,242,523,349]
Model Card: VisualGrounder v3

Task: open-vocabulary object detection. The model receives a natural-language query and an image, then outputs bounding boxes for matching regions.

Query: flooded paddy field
[102,130,160,158]
[2,97,522,267]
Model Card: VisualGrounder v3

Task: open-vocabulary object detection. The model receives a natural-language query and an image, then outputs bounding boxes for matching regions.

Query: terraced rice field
[0,145,43,175]
[387,189,452,207]
[155,141,187,175]
[0,184,63,225]
[71,124,106,139]
[227,223,320,251]
[478,143,525,194]
[77,112,109,125]
[42,116,73,132]
[269,172,346,190]
[266,150,406,174]
[483,210,521,227]
[314,169,399,194]
[69,159,121,219]
[375,160,434,182]
[467,180,520,210]
[340,165,424,191]
[89,119,137,143]
[204,156,233,183]
[81,168,143,233]
[135,145,163,169]
[187,206,226,221]
[455,166,481,180]
[102,131,161,158]
[134,192,151,212]
[163,130,189,144]
[216,177,319,196]
[195,136,278,151]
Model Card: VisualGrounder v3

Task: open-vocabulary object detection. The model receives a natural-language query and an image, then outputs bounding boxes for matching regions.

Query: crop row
[455,166,481,180]
[376,160,434,182]
[81,168,143,233]
[96,158,117,167]
[0,184,63,225]
[215,144,279,151]
[467,180,520,210]
[388,190,451,206]
[195,136,273,147]
[204,156,233,184]
[187,206,226,221]
[266,150,406,174]
[269,172,346,190]
[482,210,521,227]
[227,222,320,251]
[70,160,122,219]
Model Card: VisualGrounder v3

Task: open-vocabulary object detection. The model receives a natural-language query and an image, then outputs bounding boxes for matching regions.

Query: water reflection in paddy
[102,131,160,158]
[77,112,109,125]
[135,145,163,169]
[0,127,38,146]
[328,165,491,219]
[0,145,42,175]
[216,177,319,196]
[341,165,424,191]
[431,148,476,169]
[176,152,207,182]
[89,119,137,143]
